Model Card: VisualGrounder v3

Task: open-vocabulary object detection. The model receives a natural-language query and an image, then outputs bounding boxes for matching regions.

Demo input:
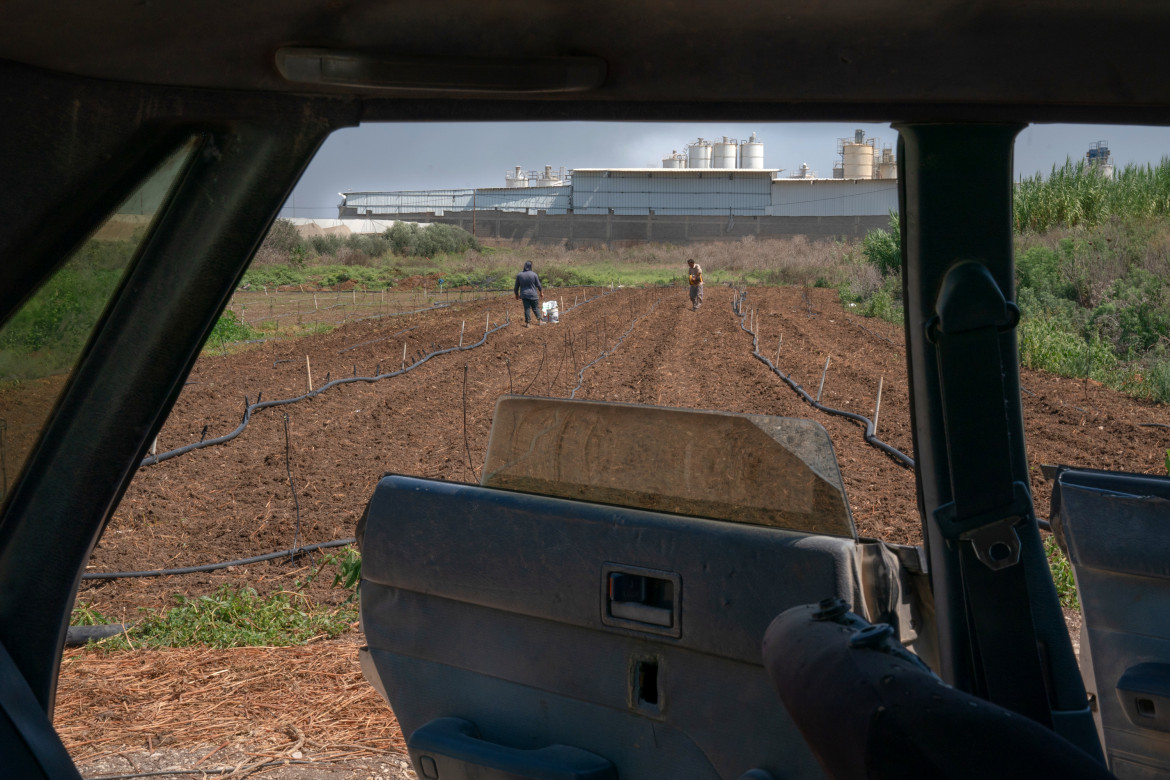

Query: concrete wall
[363,210,889,246]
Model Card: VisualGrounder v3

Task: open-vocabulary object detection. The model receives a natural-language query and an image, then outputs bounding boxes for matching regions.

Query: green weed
[1045,536,1080,611]
[78,585,358,651]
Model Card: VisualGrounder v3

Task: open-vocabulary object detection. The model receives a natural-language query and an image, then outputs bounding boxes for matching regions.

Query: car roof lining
[3,1,1170,123]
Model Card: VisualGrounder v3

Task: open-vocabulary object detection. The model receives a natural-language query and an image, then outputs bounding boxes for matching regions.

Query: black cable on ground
[141,321,510,468]
[734,290,915,470]
[81,538,357,580]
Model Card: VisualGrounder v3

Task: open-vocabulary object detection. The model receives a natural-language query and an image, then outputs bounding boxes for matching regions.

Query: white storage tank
[877,148,897,180]
[505,165,528,187]
[713,136,738,168]
[662,151,687,168]
[842,143,875,179]
[740,132,764,169]
[687,139,713,169]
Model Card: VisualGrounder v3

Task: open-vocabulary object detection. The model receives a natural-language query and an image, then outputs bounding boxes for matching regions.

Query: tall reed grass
[1016,157,1170,233]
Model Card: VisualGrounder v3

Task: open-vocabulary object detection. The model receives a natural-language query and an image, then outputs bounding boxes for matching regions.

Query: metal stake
[816,355,831,403]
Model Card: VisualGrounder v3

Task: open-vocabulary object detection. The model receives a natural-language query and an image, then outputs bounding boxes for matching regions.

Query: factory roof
[572,168,780,174]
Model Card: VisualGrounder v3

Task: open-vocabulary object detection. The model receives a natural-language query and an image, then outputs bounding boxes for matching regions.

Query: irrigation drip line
[570,295,661,399]
[81,538,357,580]
[142,321,510,468]
[734,290,915,470]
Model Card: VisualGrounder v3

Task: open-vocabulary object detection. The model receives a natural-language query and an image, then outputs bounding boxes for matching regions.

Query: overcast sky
[279,122,1170,218]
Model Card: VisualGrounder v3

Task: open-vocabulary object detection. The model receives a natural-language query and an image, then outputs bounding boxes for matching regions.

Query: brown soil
[58,284,1170,775]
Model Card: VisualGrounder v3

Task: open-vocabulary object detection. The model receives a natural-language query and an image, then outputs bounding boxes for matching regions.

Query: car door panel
[360,475,863,779]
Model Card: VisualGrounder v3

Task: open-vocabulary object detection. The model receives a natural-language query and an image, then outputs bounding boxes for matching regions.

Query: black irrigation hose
[571,295,661,399]
[81,538,357,580]
[141,321,510,468]
[734,290,915,470]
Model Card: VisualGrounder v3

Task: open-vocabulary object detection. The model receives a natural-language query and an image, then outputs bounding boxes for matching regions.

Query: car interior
[3,2,1170,777]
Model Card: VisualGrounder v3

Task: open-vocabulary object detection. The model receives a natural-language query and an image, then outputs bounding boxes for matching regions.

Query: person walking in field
[514,260,544,327]
[687,258,704,310]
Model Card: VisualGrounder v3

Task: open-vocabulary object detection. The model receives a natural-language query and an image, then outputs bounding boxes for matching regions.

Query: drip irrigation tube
[734,291,915,470]
[81,538,357,580]
[570,296,661,399]
[142,321,510,468]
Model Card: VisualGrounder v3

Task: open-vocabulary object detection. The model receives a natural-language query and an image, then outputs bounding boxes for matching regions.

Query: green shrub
[1045,536,1080,611]
[208,310,257,345]
[262,218,304,254]
[384,222,479,258]
[346,232,392,258]
[310,234,345,256]
[1016,245,1074,300]
[861,212,901,275]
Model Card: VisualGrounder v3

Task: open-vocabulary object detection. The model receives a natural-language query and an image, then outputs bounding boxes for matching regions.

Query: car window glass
[0,140,197,508]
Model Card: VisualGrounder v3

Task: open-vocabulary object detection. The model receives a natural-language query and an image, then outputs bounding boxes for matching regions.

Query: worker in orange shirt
[687,258,703,311]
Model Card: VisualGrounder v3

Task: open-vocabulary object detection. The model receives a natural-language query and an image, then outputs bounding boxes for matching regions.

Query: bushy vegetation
[838,164,1170,404]
[0,237,138,380]
[861,212,901,275]
[385,222,479,257]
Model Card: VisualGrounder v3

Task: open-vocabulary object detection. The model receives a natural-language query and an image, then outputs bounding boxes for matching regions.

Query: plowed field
[60,284,1170,776]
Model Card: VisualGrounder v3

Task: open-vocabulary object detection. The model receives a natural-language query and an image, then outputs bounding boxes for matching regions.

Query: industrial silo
[505,166,528,187]
[662,151,687,168]
[877,148,897,180]
[740,132,764,169]
[713,136,738,168]
[1086,141,1114,179]
[687,139,713,168]
[840,129,876,179]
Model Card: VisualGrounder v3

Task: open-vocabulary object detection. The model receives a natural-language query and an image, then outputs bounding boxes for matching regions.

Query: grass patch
[72,585,358,651]
[1045,536,1080,611]
[72,551,363,650]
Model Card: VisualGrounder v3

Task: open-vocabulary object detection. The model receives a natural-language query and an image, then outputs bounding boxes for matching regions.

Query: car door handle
[603,567,681,635]
[408,717,616,780]
[1116,663,1170,733]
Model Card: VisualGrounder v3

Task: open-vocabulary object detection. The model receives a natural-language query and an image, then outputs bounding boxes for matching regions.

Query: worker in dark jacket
[514,260,544,327]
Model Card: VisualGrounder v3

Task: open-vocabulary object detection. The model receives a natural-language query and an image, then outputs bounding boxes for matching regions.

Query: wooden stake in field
[775,334,782,365]
[313,293,318,311]
[873,376,884,435]
[816,355,831,403]
[485,310,490,336]
[459,320,465,347]
[305,355,313,392]
[401,342,407,370]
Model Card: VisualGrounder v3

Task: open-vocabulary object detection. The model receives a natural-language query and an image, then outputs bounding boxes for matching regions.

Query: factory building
[338,132,898,245]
